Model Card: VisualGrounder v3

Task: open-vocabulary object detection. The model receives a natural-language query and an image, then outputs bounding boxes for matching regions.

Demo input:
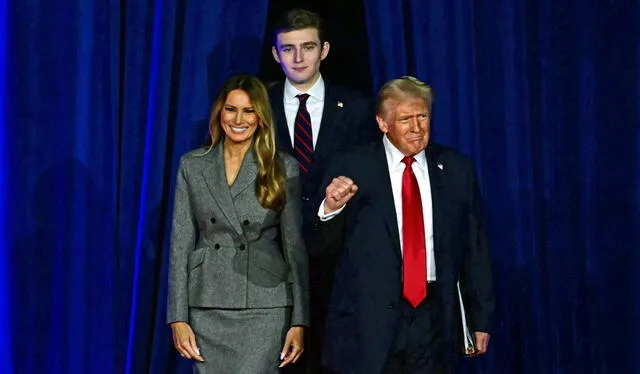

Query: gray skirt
[190,307,291,374]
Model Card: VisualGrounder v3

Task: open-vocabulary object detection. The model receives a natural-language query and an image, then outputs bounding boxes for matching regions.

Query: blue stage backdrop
[2,0,639,373]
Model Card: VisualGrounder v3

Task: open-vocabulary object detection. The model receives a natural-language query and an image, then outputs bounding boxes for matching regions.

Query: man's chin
[290,75,311,85]
[408,141,428,153]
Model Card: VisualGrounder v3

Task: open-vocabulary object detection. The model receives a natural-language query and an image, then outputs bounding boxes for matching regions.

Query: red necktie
[401,156,427,307]
[293,93,313,173]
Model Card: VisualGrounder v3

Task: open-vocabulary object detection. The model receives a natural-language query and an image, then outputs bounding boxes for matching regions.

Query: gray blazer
[167,144,309,327]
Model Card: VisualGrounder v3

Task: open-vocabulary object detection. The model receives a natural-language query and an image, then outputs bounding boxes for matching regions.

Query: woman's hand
[279,326,305,367]
[170,321,204,362]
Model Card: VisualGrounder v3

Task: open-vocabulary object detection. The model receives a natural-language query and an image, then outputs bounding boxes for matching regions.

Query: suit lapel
[314,82,344,163]
[425,144,445,270]
[229,150,257,198]
[372,143,402,261]
[201,145,243,235]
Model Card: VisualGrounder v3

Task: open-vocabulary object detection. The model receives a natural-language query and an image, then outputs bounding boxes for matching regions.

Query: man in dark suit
[268,8,380,373]
[316,76,495,374]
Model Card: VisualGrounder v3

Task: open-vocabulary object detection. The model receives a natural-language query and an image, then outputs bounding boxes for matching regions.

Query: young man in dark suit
[268,8,379,373]
[317,76,495,373]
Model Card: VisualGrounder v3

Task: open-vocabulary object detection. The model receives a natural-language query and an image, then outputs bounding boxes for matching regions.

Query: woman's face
[220,89,259,146]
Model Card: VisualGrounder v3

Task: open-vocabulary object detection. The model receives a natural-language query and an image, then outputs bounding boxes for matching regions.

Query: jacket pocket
[251,248,290,280]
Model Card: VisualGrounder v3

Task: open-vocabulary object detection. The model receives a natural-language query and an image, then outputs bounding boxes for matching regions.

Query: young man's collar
[284,75,325,101]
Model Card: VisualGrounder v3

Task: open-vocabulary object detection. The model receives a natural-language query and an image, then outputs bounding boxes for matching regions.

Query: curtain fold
[362,0,408,92]
[0,0,12,371]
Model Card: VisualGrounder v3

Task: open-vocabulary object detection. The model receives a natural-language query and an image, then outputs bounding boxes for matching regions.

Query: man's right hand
[324,176,358,214]
[170,321,204,362]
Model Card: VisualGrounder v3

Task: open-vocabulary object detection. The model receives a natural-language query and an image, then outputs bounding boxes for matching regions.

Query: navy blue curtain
[0,0,11,372]
[3,1,268,373]
[365,0,640,373]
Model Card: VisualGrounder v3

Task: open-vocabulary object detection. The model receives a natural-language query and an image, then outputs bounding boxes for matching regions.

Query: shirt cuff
[318,199,345,221]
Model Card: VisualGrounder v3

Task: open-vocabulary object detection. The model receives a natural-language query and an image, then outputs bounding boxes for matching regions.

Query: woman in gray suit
[167,75,309,373]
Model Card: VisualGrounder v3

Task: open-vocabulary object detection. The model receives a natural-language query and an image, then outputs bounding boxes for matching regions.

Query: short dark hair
[272,8,326,46]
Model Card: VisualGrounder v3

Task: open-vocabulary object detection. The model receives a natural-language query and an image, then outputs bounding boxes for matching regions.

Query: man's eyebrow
[397,112,427,118]
[279,41,318,49]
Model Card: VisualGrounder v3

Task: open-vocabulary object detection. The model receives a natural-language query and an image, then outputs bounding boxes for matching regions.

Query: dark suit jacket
[268,81,380,234]
[316,141,495,374]
[167,146,309,327]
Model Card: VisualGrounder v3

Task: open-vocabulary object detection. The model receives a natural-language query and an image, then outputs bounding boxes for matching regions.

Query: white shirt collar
[382,135,428,170]
[284,75,325,102]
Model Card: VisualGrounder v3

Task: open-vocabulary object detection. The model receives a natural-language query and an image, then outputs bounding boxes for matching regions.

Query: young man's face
[272,27,330,90]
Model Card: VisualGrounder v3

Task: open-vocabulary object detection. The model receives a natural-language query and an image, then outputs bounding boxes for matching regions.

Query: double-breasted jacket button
[239,244,246,251]
[210,217,216,224]
[214,244,220,250]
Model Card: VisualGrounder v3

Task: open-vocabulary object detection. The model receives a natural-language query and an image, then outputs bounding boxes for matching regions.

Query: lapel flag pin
[337,101,344,108]
[437,163,444,170]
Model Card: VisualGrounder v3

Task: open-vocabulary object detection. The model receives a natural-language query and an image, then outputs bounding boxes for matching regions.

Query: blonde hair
[206,75,286,211]
[376,76,434,122]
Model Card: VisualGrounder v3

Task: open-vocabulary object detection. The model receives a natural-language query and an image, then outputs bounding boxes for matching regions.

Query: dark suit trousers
[380,283,446,374]
[309,256,337,373]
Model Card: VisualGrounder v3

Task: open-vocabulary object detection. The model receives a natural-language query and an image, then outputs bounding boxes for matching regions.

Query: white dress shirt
[318,135,436,281]
[283,76,325,148]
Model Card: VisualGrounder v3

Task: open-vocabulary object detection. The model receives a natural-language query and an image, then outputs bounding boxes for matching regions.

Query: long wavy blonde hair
[204,75,286,211]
